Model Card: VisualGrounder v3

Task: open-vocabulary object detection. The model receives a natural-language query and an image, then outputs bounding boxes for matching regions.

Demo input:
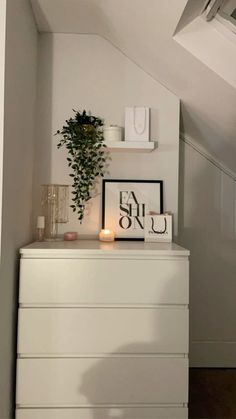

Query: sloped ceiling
[31,0,236,172]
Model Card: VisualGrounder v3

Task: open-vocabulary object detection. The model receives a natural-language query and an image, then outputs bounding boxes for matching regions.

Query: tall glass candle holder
[41,184,69,240]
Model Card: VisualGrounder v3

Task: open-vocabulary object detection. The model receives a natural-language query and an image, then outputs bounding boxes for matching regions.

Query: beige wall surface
[34,33,180,236]
[0,0,6,258]
[179,139,236,367]
[0,1,38,418]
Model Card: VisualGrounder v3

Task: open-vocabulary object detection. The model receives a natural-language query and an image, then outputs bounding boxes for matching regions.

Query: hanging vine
[56,110,107,222]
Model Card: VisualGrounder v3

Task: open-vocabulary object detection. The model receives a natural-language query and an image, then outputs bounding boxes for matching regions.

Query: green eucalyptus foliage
[56,110,107,222]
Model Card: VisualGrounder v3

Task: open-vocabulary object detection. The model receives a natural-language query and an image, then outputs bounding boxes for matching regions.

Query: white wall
[179,138,236,367]
[34,33,180,236]
[31,0,236,175]
[0,1,38,418]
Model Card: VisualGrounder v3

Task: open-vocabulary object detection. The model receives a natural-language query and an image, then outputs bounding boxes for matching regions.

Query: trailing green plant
[56,110,107,222]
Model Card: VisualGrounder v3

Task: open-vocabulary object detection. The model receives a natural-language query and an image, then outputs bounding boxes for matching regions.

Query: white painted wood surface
[104,140,157,152]
[16,406,188,419]
[16,240,189,417]
[179,140,236,366]
[16,357,188,406]
[19,258,189,306]
[220,171,235,240]
[20,240,190,258]
[18,307,188,355]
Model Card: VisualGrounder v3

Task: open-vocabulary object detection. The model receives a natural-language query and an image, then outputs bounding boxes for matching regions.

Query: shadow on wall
[77,281,187,419]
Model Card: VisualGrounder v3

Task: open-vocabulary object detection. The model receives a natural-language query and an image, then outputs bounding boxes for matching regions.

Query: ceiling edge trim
[180,132,236,181]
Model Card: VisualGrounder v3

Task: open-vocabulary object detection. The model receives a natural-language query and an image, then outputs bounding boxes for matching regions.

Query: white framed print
[145,214,172,243]
[102,179,163,240]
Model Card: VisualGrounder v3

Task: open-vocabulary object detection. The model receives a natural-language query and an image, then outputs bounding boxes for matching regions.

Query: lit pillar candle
[99,229,115,242]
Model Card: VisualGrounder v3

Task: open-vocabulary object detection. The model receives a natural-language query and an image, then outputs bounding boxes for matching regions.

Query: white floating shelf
[104,141,157,152]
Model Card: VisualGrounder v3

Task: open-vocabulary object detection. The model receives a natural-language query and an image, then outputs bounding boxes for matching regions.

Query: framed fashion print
[102,179,163,240]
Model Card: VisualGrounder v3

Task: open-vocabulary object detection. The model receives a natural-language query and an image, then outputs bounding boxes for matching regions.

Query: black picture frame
[102,179,164,241]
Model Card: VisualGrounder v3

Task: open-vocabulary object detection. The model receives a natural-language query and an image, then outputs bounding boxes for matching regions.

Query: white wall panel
[179,139,236,366]
[220,171,235,240]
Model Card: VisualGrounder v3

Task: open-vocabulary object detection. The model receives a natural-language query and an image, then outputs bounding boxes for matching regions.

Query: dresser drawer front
[19,259,189,305]
[16,407,188,419]
[18,308,188,355]
[16,358,188,406]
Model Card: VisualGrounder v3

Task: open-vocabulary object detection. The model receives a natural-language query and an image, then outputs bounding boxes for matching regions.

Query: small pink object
[64,232,78,241]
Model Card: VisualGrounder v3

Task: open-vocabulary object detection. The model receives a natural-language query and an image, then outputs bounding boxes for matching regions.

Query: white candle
[103,126,123,142]
[37,216,45,229]
[36,216,45,242]
[99,229,115,242]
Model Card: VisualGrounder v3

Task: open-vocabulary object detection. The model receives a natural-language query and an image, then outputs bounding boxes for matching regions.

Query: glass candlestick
[41,184,69,241]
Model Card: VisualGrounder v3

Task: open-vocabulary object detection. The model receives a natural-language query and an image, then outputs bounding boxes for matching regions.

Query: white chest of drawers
[16,240,190,419]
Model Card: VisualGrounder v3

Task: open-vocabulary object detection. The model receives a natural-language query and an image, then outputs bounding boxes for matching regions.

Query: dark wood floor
[189,369,236,418]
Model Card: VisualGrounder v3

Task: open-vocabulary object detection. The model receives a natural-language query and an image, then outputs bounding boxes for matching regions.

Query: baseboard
[190,342,236,367]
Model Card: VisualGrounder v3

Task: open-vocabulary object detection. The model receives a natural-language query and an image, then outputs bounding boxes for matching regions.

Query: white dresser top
[20,240,190,259]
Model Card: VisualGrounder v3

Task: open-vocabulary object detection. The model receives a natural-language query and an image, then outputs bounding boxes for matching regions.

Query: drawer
[16,407,188,419]
[16,357,188,406]
[19,259,189,305]
[18,307,188,355]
